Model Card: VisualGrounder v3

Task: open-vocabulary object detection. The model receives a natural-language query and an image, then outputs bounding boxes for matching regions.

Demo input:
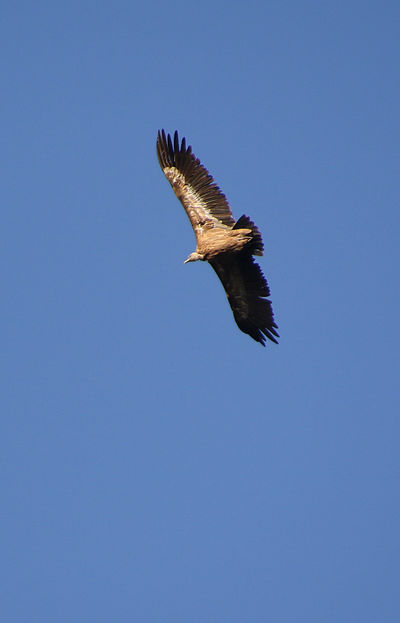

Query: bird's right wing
[210,252,279,346]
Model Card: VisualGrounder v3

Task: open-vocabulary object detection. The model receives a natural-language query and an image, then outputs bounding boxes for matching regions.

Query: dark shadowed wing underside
[210,252,279,346]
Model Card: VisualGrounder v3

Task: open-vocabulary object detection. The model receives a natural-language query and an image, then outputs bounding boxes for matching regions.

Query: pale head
[184,251,204,263]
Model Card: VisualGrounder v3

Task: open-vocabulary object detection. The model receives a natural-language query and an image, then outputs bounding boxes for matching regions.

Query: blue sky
[2,1,399,621]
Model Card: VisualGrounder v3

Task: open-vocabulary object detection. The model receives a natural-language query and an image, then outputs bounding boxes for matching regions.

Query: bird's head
[184,252,204,263]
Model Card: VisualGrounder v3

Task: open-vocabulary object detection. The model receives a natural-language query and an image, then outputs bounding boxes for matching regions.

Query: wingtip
[157,129,186,145]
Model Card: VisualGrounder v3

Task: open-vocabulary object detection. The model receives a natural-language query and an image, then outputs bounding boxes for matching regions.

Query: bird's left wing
[156,130,235,236]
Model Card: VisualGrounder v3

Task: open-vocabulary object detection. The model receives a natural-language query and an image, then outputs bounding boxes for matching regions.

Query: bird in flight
[156,130,279,346]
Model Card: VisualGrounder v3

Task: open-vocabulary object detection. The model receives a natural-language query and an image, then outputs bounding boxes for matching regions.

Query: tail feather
[233,214,264,256]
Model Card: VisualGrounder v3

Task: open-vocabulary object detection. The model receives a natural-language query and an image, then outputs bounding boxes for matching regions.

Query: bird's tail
[233,215,264,256]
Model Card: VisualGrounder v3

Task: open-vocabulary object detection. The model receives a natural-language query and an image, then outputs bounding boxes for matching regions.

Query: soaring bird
[156,130,279,346]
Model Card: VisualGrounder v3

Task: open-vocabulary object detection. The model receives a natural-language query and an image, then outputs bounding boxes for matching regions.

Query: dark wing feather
[210,253,279,346]
[156,130,235,235]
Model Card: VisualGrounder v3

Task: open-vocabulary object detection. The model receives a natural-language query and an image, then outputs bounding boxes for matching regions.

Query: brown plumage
[156,129,279,346]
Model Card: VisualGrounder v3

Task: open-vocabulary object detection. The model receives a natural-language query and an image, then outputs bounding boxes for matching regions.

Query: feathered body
[156,129,279,346]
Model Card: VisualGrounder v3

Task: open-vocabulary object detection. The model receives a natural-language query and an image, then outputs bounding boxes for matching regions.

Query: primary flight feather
[156,129,279,346]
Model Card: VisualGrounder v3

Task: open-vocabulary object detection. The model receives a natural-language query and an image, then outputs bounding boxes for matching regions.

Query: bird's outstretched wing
[156,129,235,237]
[210,252,279,346]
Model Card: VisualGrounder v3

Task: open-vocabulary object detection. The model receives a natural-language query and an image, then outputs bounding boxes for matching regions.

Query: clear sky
[2,1,399,621]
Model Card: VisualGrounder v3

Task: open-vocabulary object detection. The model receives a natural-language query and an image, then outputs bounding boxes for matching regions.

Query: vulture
[156,129,279,346]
